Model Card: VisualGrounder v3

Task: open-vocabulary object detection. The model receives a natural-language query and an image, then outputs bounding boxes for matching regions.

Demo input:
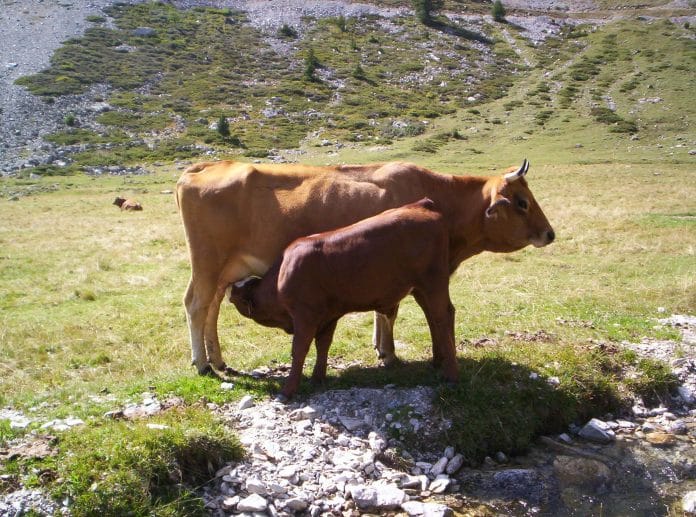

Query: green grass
[47,409,241,516]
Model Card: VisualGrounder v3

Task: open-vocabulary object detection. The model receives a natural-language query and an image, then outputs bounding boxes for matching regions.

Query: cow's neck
[440,174,489,270]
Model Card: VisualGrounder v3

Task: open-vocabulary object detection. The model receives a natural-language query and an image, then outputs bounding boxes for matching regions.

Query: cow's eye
[517,198,529,211]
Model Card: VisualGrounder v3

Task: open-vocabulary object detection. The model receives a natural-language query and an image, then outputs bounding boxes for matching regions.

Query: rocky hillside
[1,0,694,175]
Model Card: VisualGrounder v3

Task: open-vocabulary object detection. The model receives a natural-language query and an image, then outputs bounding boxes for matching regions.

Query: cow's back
[176,160,439,278]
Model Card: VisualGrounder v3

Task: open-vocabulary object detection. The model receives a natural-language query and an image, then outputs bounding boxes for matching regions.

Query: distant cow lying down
[228,198,457,399]
[113,197,143,211]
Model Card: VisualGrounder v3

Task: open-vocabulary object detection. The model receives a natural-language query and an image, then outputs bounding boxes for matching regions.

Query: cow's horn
[504,159,529,182]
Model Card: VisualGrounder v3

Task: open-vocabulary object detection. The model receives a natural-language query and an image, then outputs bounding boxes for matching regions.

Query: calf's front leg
[311,319,339,385]
[281,320,317,399]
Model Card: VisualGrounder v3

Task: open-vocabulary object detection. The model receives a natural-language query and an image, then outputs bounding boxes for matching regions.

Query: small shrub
[277,24,297,39]
[64,113,76,127]
[352,63,366,81]
[330,15,348,33]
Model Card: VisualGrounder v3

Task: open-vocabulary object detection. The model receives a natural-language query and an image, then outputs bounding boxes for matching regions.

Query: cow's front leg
[372,305,399,366]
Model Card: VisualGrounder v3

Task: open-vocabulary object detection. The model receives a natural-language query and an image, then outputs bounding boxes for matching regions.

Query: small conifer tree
[412,0,443,25]
[217,115,230,138]
[304,49,319,82]
[492,1,506,22]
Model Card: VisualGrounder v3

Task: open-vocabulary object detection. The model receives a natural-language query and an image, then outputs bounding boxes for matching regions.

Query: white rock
[290,406,318,421]
[237,493,268,512]
[245,477,267,495]
[221,495,239,511]
[430,456,449,476]
[401,474,429,491]
[146,423,169,430]
[578,418,615,444]
[668,420,688,435]
[445,454,464,474]
[278,466,297,479]
[558,433,573,444]
[350,484,408,510]
[429,476,450,494]
[285,497,309,511]
[678,386,694,404]
[238,395,254,410]
[401,500,454,517]
[339,415,364,431]
[443,446,455,459]
[683,491,696,514]
[368,431,387,452]
[220,382,235,390]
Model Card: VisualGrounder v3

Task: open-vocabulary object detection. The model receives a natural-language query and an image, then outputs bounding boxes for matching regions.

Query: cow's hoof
[379,355,401,368]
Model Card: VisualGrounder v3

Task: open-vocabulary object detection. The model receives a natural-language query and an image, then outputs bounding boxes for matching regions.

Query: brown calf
[228,198,457,399]
[113,197,143,211]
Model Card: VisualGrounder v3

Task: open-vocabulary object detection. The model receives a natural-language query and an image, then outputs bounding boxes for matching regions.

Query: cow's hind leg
[204,287,227,372]
[311,319,338,385]
[412,288,458,383]
[372,305,399,366]
[184,275,217,375]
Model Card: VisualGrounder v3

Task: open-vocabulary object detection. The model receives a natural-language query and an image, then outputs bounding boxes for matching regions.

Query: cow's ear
[485,196,511,219]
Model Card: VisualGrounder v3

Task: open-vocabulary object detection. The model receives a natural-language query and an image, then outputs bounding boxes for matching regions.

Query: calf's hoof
[194,363,213,376]
[274,393,290,404]
[310,374,327,386]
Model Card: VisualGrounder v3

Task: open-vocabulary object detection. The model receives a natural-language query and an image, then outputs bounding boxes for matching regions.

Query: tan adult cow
[176,158,554,375]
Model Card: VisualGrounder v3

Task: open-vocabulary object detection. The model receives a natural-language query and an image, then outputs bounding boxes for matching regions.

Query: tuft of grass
[48,408,242,516]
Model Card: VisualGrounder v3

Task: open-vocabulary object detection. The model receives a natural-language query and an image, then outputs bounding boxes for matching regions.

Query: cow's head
[227,276,294,334]
[483,159,555,252]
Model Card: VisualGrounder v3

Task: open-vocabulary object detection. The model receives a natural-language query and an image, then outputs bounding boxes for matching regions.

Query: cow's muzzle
[531,229,555,248]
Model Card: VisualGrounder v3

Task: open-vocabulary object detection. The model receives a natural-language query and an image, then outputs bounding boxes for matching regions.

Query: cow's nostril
[547,230,555,243]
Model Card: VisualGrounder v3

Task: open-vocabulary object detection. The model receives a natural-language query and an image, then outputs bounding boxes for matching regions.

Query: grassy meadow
[1,1,695,514]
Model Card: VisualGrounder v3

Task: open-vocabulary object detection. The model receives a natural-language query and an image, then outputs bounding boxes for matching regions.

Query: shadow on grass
[427,18,493,44]
[225,354,624,461]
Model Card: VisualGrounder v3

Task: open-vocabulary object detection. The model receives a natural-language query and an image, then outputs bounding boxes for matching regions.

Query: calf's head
[227,276,293,334]
[483,159,555,252]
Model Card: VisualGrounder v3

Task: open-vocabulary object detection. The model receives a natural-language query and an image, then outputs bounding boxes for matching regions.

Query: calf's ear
[485,196,511,219]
